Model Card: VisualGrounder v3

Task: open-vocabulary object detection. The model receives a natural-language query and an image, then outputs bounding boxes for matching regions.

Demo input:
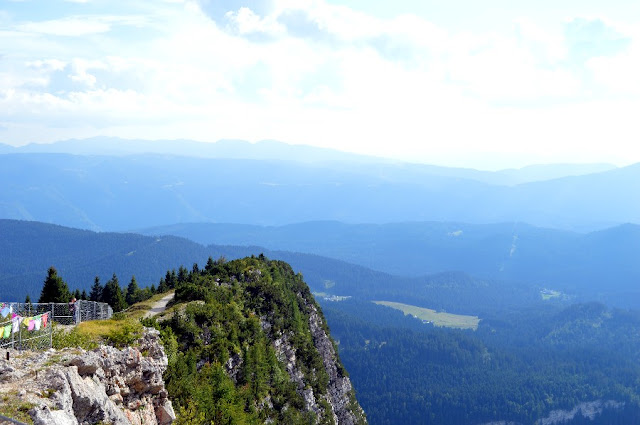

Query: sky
[1,0,639,170]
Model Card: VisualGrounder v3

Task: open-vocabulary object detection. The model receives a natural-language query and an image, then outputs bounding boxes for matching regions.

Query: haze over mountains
[0,137,616,184]
[138,221,640,305]
[3,137,640,424]
[1,138,637,232]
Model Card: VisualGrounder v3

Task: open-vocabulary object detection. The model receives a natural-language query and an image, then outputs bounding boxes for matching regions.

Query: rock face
[267,300,367,425]
[0,328,174,425]
[307,304,366,425]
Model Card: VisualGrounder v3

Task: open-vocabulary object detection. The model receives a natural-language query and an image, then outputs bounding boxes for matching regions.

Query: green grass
[373,301,480,330]
[53,291,174,349]
[0,392,35,424]
[541,289,561,300]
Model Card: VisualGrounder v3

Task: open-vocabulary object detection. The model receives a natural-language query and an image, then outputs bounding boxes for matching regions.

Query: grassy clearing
[53,291,174,349]
[373,301,480,330]
[541,289,562,300]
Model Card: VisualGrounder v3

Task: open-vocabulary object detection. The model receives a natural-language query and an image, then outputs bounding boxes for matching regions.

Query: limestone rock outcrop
[0,328,174,425]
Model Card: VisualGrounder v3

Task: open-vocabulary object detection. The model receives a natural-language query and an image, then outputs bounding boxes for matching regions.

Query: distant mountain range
[0,149,637,232]
[0,219,545,314]
[138,221,640,306]
[0,137,616,185]
[2,219,638,310]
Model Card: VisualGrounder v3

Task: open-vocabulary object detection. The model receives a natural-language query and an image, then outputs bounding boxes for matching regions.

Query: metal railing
[5,300,113,325]
[0,307,52,351]
[0,300,113,351]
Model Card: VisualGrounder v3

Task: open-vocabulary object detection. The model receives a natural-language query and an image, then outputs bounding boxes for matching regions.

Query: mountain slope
[0,219,542,315]
[139,220,640,306]
[156,255,367,424]
[1,153,637,231]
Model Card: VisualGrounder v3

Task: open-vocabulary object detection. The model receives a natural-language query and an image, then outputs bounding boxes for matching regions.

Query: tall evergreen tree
[157,277,169,294]
[73,288,81,300]
[205,256,215,273]
[89,276,103,302]
[177,265,189,284]
[102,273,127,312]
[80,289,88,300]
[24,294,32,305]
[126,275,141,306]
[38,266,72,303]
[165,269,178,289]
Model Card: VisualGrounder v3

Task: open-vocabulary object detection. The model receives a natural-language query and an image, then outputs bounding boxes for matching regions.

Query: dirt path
[144,292,175,319]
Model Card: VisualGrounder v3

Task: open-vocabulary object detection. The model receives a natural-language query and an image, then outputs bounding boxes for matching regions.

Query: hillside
[0,219,547,315]
[1,153,638,232]
[153,255,367,424]
[139,221,640,308]
[0,255,367,424]
[4,220,640,424]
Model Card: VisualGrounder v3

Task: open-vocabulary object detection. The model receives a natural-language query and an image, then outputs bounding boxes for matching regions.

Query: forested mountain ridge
[1,219,542,316]
[4,219,640,424]
[139,221,640,308]
[1,152,637,232]
[323,299,640,425]
[152,255,367,424]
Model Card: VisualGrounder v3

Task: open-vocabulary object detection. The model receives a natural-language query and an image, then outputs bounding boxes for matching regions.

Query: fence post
[50,303,54,323]
[49,308,53,349]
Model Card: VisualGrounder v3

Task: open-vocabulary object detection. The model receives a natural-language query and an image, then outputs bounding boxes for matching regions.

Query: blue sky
[1,0,639,169]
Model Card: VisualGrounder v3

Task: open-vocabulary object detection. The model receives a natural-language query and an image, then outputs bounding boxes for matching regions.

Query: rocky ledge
[0,328,175,425]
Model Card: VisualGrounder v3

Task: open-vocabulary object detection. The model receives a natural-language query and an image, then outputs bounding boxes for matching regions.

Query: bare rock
[30,405,79,425]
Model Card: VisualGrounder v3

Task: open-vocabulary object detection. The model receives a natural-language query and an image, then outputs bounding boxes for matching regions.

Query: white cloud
[17,17,111,36]
[225,7,286,36]
[1,0,639,168]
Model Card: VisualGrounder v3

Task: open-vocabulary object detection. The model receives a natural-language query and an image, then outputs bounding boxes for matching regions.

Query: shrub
[105,321,143,348]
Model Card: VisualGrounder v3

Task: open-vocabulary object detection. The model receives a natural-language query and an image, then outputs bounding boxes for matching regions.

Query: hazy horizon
[0,136,629,172]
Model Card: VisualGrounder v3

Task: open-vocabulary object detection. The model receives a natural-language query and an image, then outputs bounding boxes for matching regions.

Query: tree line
[33,264,191,311]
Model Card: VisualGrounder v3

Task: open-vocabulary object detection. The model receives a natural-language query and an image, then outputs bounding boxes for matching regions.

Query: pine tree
[73,288,81,300]
[89,276,103,302]
[157,277,169,294]
[25,294,32,305]
[126,275,141,305]
[177,265,188,284]
[205,256,215,273]
[102,273,127,312]
[38,266,72,303]
[81,289,88,300]
[164,269,178,289]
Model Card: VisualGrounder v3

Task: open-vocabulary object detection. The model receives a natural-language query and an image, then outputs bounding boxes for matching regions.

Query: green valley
[373,301,480,330]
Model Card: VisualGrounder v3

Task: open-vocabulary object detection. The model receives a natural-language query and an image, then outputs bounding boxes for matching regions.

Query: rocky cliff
[0,328,174,425]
